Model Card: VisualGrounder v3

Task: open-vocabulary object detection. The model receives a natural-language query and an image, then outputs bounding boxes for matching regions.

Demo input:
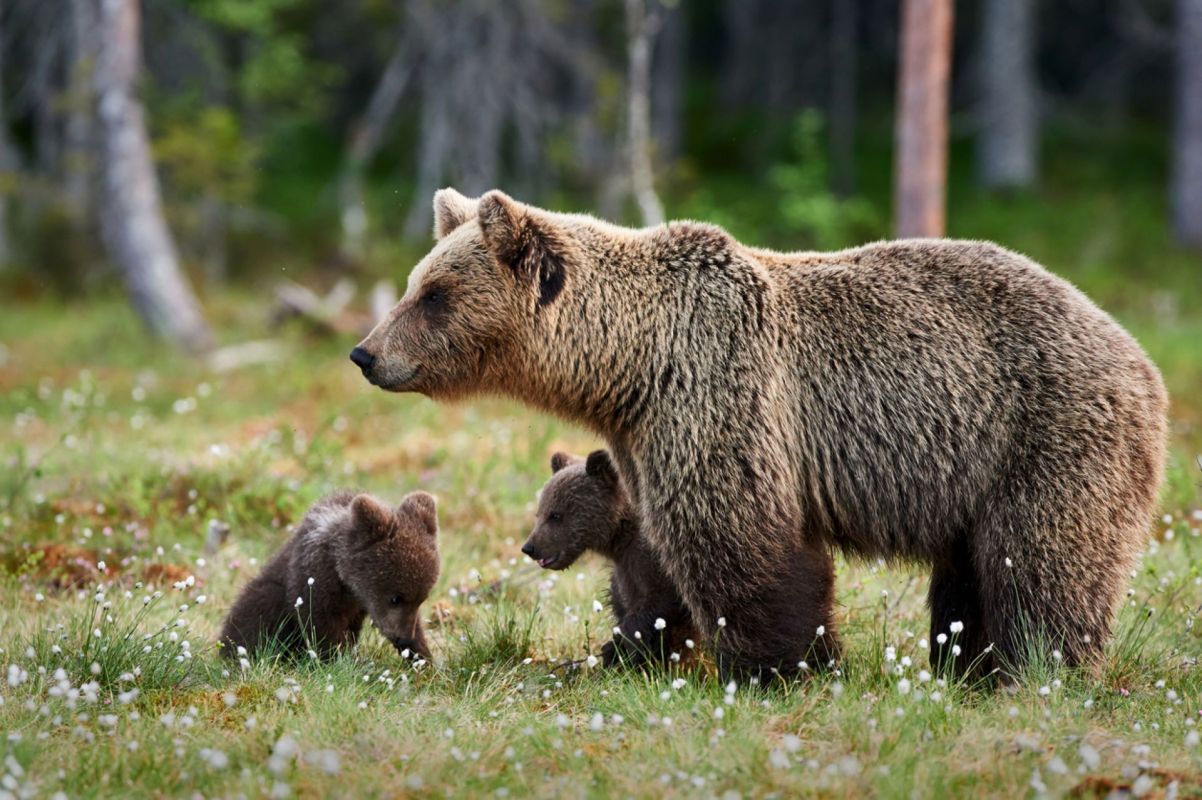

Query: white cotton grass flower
[294,597,304,608]
[307,577,315,586]
[585,655,599,668]
[654,618,667,631]
[816,625,825,636]
[936,633,948,645]
[949,621,964,634]
[717,617,727,628]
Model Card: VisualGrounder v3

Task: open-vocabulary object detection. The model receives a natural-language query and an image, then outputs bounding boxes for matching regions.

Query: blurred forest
[0,0,1200,353]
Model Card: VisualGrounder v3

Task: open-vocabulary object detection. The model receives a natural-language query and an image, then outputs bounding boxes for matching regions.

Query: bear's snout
[349,346,376,373]
[520,541,539,560]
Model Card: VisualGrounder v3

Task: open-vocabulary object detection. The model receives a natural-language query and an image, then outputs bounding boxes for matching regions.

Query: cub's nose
[349,347,376,372]
[391,637,420,657]
[521,542,538,560]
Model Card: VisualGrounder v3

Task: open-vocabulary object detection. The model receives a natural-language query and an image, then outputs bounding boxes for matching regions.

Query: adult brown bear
[351,188,1167,680]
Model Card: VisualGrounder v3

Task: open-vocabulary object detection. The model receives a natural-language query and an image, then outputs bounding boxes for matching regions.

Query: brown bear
[523,449,697,667]
[350,188,1167,681]
[219,490,441,662]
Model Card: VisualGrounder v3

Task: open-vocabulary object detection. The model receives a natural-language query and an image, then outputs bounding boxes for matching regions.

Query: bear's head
[350,188,578,400]
[339,491,441,660]
[522,449,626,570]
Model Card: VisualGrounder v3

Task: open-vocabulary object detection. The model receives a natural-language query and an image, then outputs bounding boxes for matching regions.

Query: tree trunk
[337,32,412,262]
[1173,0,1202,248]
[92,0,212,352]
[65,0,96,227]
[976,0,1038,190]
[893,0,954,238]
[626,0,664,227]
[652,3,684,166]
[829,0,858,197]
[0,6,14,270]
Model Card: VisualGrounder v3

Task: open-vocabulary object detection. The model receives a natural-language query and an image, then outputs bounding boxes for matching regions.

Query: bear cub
[523,450,696,666]
[220,489,440,662]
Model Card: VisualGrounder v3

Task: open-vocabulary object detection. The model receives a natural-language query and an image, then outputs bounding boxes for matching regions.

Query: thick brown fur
[219,490,441,661]
[523,450,697,667]
[354,188,1167,681]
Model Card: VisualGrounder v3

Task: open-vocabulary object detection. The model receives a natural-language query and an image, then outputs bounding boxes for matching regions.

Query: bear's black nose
[392,637,419,657]
[349,347,376,372]
[521,542,538,559]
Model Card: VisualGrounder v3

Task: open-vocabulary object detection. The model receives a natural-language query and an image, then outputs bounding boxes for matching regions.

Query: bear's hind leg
[927,540,993,680]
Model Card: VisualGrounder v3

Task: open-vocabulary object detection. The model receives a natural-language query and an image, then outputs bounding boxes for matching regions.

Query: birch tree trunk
[977,0,1038,190]
[338,32,412,262]
[93,0,212,352]
[65,0,96,227]
[1173,0,1202,248]
[626,0,664,227]
[893,0,954,238]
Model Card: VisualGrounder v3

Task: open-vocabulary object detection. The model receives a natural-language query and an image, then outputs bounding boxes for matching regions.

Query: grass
[2,168,1202,796]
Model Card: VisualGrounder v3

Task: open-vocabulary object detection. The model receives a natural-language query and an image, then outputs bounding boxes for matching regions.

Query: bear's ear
[549,451,574,474]
[350,494,394,544]
[399,491,438,538]
[477,190,567,307]
[433,188,477,240]
[584,449,620,488]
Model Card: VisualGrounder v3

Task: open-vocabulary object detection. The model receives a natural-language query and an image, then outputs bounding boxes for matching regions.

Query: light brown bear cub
[219,490,440,661]
[523,450,696,667]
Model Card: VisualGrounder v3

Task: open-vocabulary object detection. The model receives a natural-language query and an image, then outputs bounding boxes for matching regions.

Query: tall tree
[893,0,954,238]
[92,0,212,351]
[1173,0,1202,248]
[625,0,664,226]
[977,0,1038,190]
[829,0,858,197]
[0,3,16,268]
[337,30,414,262]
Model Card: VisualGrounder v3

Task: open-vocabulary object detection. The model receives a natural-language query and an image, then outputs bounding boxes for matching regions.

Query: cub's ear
[585,449,620,488]
[477,190,567,307]
[350,494,393,543]
[549,451,575,474]
[399,491,439,538]
[433,188,478,240]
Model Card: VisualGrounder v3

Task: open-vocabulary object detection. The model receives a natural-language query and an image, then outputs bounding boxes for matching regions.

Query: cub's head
[340,491,441,659]
[522,450,625,570]
[350,188,577,399]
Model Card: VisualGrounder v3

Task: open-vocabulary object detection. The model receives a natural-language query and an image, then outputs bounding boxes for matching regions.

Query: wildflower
[951,645,962,656]
[717,617,727,628]
[685,639,695,649]
[816,625,825,636]
[672,678,687,690]
[1078,742,1100,769]
[1005,557,1013,567]
[307,577,315,586]
[936,633,947,645]
[589,713,604,732]
[654,618,667,630]
[294,597,304,608]
[1186,731,1200,748]
[1038,685,1051,697]
[585,655,599,668]
[949,621,964,634]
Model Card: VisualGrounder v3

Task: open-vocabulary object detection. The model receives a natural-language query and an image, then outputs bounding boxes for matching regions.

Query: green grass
[2,169,1202,796]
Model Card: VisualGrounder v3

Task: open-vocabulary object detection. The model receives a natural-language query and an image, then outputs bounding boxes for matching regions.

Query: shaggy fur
[219,491,441,661]
[523,450,697,666]
[353,188,1167,680]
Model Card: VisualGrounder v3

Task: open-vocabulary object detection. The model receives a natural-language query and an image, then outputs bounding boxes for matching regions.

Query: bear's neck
[593,511,639,561]
[501,236,666,438]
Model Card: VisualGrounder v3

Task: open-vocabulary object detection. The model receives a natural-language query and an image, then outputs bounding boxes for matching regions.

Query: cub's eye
[420,288,444,307]
[390,595,403,606]
[547,512,562,523]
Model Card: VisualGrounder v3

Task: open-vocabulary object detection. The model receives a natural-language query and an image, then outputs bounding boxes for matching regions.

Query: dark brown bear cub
[219,490,440,662]
[523,450,696,667]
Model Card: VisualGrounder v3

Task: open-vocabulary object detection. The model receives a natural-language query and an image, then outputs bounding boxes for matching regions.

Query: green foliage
[768,111,877,250]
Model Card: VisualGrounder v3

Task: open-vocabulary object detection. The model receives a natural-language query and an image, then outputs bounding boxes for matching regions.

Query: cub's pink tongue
[538,557,554,568]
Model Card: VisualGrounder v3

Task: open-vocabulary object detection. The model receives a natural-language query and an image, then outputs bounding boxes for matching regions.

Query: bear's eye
[420,288,445,307]
[390,595,403,606]
[547,512,562,523]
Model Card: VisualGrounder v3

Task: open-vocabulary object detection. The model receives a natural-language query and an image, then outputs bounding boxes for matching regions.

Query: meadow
[2,168,1202,797]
